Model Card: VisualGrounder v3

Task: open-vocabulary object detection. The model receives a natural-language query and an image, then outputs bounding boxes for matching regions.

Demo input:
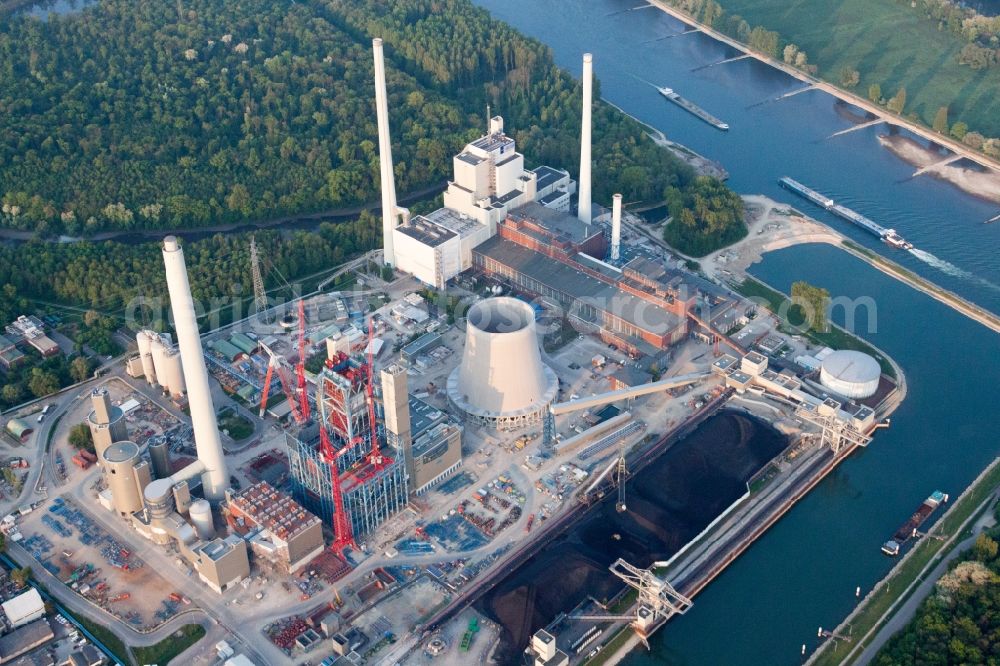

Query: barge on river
[881,490,949,556]
[657,86,729,131]
[779,176,914,250]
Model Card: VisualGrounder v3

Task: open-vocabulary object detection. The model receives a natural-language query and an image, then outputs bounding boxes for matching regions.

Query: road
[855,505,998,665]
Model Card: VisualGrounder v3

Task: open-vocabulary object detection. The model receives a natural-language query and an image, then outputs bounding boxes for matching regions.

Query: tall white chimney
[373,37,398,267]
[611,193,622,262]
[578,53,593,225]
[161,236,228,500]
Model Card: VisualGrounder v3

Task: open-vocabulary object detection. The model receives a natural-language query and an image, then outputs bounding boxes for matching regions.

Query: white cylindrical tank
[103,441,144,515]
[162,236,228,500]
[136,330,156,385]
[150,336,169,391]
[147,438,171,479]
[163,348,186,396]
[143,478,176,519]
[447,297,558,428]
[819,350,881,399]
[189,499,215,540]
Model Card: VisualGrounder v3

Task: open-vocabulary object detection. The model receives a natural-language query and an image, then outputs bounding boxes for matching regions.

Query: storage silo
[163,348,186,396]
[87,388,127,463]
[150,336,170,392]
[819,350,881,399]
[103,441,144,515]
[136,331,157,385]
[446,297,558,430]
[147,437,171,479]
[189,499,215,540]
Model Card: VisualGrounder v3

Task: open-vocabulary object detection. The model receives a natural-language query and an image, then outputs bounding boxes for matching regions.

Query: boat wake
[908,248,1000,293]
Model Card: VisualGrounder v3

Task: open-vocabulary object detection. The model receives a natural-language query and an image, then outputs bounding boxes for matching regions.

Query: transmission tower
[250,236,272,323]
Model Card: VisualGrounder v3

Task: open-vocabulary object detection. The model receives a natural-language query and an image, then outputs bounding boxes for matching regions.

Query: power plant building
[226,482,325,573]
[406,396,463,494]
[86,388,127,462]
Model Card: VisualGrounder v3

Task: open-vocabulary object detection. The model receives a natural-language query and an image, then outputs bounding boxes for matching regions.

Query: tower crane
[319,421,355,554]
[364,318,388,470]
[296,300,311,421]
[257,341,305,424]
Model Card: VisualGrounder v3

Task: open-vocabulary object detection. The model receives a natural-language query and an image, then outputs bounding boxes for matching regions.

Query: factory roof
[198,534,244,562]
[5,419,32,440]
[1,589,43,625]
[211,339,244,362]
[611,366,652,388]
[532,165,567,191]
[229,333,258,355]
[456,152,485,166]
[425,207,489,239]
[409,396,452,439]
[537,190,568,207]
[507,202,602,245]
[0,619,54,662]
[0,334,15,350]
[396,216,458,248]
[477,237,683,335]
[229,481,321,542]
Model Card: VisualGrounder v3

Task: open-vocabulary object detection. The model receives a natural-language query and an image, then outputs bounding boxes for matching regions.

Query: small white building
[1,588,45,628]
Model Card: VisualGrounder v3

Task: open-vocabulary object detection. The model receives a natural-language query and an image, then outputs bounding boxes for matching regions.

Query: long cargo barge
[658,86,729,131]
[881,490,948,556]
[779,177,913,250]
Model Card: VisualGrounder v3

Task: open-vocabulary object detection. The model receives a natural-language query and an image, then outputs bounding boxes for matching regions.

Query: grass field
[711,0,1000,138]
[132,624,206,666]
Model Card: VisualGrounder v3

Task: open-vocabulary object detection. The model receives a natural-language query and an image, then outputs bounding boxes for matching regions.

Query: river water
[471,0,1000,663]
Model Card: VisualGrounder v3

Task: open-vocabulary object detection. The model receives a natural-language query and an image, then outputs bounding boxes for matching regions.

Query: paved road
[855,506,998,665]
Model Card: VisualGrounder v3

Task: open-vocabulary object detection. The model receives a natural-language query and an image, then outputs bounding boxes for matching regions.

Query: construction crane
[570,558,693,648]
[319,422,355,554]
[296,300,311,421]
[364,318,387,469]
[249,236,272,323]
[257,341,305,424]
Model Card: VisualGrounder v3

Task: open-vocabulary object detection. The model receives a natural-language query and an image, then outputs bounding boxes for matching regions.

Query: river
[470,0,1000,664]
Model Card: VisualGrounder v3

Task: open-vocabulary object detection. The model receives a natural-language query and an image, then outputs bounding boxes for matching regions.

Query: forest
[0,0,700,233]
[875,528,1000,665]
[662,177,746,257]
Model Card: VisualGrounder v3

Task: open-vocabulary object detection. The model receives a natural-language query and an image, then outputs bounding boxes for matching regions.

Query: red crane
[296,300,311,421]
[258,341,305,424]
[319,423,355,554]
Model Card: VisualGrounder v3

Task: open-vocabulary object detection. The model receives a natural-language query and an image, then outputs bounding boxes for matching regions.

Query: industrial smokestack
[373,37,398,267]
[578,53,593,225]
[611,193,622,262]
[161,236,228,501]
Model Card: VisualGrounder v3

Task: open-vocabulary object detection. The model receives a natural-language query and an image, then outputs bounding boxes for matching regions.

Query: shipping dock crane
[570,558,693,648]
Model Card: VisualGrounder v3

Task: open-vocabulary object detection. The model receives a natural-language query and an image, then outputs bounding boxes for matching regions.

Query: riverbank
[807,457,1000,666]
[697,194,1000,336]
[878,135,1000,206]
[644,0,1000,196]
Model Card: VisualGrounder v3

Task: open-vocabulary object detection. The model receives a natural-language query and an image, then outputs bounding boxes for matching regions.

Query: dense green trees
[875,531,1000,666]
[662,177,746,257]
[791,281,830,332]
[0,0,697,233]
[68,423,94,453]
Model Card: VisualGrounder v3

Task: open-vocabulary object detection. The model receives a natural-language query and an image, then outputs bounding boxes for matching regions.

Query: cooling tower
[447,297,558,430]
[162,236,229,500]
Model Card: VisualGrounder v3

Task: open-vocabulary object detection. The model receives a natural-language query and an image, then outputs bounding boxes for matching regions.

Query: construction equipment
[296,300,311,421]
[258,341,305,423]
[364,318,387,470]
[319,423,355,555]
[250,236,272,323]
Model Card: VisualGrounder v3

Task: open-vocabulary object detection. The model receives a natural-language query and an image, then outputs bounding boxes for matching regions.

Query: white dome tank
[819,350,881,399]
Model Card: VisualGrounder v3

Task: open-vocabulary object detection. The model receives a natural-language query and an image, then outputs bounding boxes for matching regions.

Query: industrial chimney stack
[578,53,593,225]
[611,193,622,262]
[161,236,229,500]
[373,37,398,267]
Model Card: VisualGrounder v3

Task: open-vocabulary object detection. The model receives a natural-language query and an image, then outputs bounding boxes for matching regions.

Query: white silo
[161,236,228,500]
[162,348,186,397]
[819,350,881,399]
[136,330,157,385]
[447,297,558,430]
[188,499,215,540]
[150,336,169,391]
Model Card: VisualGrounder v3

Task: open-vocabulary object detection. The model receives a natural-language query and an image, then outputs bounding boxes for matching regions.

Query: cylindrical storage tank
[103,441,144,515]
[143,478,176,519]
[188,499,215,540]
[172,481,192,516]
[147,438,171,479]
[163,349,186,396]
[88,405,126,462]
[447,297,558,428]
[136,331,156,385]
[150,337,169,392]
[819,350,881,399]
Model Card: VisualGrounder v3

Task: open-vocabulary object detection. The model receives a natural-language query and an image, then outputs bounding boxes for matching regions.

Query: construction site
[0,39,909,666]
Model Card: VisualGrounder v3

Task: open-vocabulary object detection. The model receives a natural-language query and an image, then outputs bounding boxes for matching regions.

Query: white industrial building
[1,589,44,628]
